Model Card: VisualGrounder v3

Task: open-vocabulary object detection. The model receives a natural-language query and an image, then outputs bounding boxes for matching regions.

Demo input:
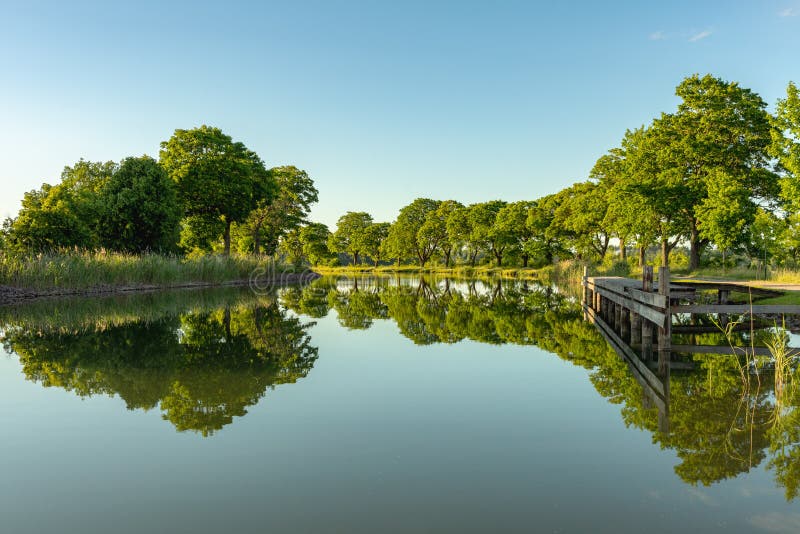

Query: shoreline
[0,272,321,306]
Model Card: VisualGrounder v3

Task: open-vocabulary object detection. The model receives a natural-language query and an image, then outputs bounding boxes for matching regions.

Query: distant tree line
[4,74,799,271]
[2,125,319,257]
[286,74,800,270]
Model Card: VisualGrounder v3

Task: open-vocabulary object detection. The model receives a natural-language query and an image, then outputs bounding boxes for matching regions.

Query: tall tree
[241,166,318,256]
[385,198,442,266]
[620,124,691,265]
[457,201,506,266]
[159,125,275,255]
[771,81,800,212]
[358,222,391,266]
[418,200,463,267]
[5,160,116,252]
[98,156,183,253]
[525,194,571,266]
[595,135,660,266]
[552,181,611,260]
[494,201,535,266]
[696,170,756,269]
[658,74,777,268]
[299,223,333,265]
[328,211,373,265]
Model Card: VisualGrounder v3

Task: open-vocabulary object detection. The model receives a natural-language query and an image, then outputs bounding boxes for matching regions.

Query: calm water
[1,276,799,533]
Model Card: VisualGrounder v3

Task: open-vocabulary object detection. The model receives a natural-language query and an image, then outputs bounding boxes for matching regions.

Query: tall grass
[0,251,285,290]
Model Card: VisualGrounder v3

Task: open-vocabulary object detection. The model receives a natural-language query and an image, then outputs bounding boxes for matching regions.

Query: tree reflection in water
[282,275,800,500]
[2,276,799,500]
[2,295,317,437]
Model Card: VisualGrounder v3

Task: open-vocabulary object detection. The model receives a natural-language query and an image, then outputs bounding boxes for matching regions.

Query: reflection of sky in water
[0,281,799,534]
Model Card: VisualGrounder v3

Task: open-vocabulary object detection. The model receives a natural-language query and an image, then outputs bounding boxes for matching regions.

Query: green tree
[456,201,507,266]
[552,181,611,260]
[385,198,442,266]
[278,228,305,266]
[239,166,318,255]
[619,123,692,265]
[446,206,478,266]
[493,201,535,266]
[328,211,373,265]
[771,82,800,212]
[97,156,182,253]
[299,222,333,265]
[5,160,116,252]
[419,200,463,266]
[358,222,391,266]
[526,194,571,266]
[595,142,660,266]
[696,169,756,270]
[659,75,777,268]
[159,125,275,256]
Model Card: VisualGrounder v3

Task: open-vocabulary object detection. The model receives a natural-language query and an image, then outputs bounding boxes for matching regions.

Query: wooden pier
[581,266,800,425]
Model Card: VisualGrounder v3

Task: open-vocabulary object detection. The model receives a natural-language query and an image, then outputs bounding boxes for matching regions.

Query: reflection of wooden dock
[581,267,800,427]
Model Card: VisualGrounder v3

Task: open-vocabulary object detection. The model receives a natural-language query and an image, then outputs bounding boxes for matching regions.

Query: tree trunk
[470,251,478,267]
[689,220,701,270]
[223,219,232,256]
[252,222,262,255]
[639,246,646,268]
[522,254,529,268]
[619,235,627,260]
[353,252,360,265]
[494,249,502,266]
[661,239,669,267]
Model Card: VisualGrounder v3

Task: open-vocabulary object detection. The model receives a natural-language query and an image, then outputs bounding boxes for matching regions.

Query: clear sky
[1,0,798,228]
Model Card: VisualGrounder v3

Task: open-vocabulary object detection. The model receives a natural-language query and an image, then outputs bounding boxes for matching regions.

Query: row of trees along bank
[1,126,319,257]
[283,74,800,270]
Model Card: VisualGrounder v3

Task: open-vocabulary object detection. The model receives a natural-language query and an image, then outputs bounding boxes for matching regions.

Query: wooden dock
[581,266,800,423]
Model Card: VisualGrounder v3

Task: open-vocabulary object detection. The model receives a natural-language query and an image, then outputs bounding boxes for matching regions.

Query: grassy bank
[312,261,588,286]
[312,262,800,302]
[0,251,286,291]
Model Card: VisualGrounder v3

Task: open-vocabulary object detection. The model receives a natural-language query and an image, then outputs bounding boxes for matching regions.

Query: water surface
[1,276,799,533]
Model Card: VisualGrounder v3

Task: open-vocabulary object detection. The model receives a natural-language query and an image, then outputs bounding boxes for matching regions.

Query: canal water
[1,276,798,533]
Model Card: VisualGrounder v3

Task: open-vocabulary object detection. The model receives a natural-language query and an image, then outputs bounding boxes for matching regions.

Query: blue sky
[1,0,798,228]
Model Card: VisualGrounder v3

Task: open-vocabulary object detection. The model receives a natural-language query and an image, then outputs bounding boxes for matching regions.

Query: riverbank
[0,273,320,306]
[311,263,582,282]
[312,263,800,304]
[0,252,320,305]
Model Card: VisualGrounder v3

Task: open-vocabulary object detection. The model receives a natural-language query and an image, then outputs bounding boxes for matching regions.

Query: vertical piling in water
[582,266,589,320]
[657,266,671,377]
[641,266,653,361]
[621,308,630,342]
[630,312,641,346]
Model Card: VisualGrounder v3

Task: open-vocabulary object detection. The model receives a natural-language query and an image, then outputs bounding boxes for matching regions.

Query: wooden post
[643,265,653,292]
[620,308,630,342]
[630,312,641,346]
[657,266,671,377]
[718,289,730,327]
[614,302,622,332]
[582,266,591,321]
[718,289,729,304]
[582,267,589,302]
[642,319,653,361]
[641,266,653,360]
